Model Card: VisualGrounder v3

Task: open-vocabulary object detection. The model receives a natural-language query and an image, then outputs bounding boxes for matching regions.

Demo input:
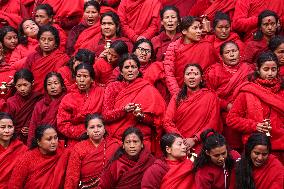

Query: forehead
[260,60,278,68]
[223,43,238,50]
[77,68,90,74]
[138,42,151,49]
[262,16,276,23]
[217,19,230,26]
[85,5,97,11]
[88,118,103,126]
[124,133,141,141]
[172,137,183,144]
[16,78,30,84]
[163,9,177,17]
[0,118,13,125]
[47,75,60,82]
[23,20,35,27]
[42,128,57,137]
[210,145,227,154]
[185,66,201,72]
[123,59,137,66]
[252,145,268,152]
[102,16,114,23]
[5,31,17,37]
[190,21,201,27]
[36,9,48,15]
[40,31,54,38]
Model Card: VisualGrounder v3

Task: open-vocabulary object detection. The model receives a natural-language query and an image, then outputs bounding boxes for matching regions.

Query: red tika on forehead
[268,18,271,23]
[125,60,133,66]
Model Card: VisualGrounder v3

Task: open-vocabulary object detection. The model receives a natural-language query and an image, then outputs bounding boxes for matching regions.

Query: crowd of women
[0,0,283,188]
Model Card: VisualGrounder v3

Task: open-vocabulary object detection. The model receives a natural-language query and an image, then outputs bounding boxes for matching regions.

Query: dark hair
[268,35,284,52]
[180,16,201,32]
[213,11,231,29]
[100,11,121,37]
[18,19,38,46]
[109,40,129,56]
[84,0,100,12]
[0,26,18,48]
[117,53,142,81]
[43,72,66,93]
[132,38,156,61]
[235,133,271,189]
[160,133,182,156]
[30,124,56,149]
[159,5,181,32]
[0,112,16,140]
[13,68,34,85]
[37,25,60,49]
[84,113,105,129]
[192,129,234,173]
[220,40,239,55]
[176,64,205,105]
[75,62,95,80]
[254,10,278,41]
[35,4,54,18]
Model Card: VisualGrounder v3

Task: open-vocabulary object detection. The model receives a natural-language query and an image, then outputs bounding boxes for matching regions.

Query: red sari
[204,0,236,21]
[98,148,156,189]
[117,0,161,42]
[24,48,69,94]
[0,62,15,101]
[94,58,115,86]
[160,0,196,17]
[164,38,218,96]
[57,84,104,147]
[64,138,120,188]
[8,145,70,189]
[0,140,27,189]
[57,66,75,92]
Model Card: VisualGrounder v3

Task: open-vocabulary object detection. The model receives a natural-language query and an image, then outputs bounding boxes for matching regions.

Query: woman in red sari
[117,0,161,42]
[9,124,70,189]
[98,127,156,189]
[0,112,27,189]
[160,0,196,18]
[164,64,221,152]
[164,16,218,96]
[227,51,284,164]
[142,133,195,189]
[2,69,42,144]
[66,1,101,56]
[65,113,120,189]
[10,19,39,70]
[24,25,69,94]
[205,41,252,150]
[27,72,66,147]
[57,63,104,147]
[0,26,18,63]
[193,129,240,189]
[269,35,284,77]
[232,133,283,189]
[102,53,166,152]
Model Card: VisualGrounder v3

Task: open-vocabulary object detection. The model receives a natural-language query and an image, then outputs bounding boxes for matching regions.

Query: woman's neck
[0,140,10,149]
[165,30,177,39]
[90,137,103,147]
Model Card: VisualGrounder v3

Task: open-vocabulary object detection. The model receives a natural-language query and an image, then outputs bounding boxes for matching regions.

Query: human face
[83,5,99,26]
[261,16,277,38]
[0,118,14,145]
[134,42,152,64]
[39,31,57,55]
[184,66,202,90]
[250,145,269,167]
[221,43,240,66]
[87,118,105,144]
[3,31,18,50]
[101,16,117,39]
[182,21,202,43]
[123,133,143,157]
[38,128,58,155]
[22,20,39,38]
[76,68,93,92]
[46,75,63,98]
[161,9,178,33]
[15,78,33,97]
[166,137,187,160]
[274,43,284,65]
[121,59,139,81]
[259,61,278,80]
[107,48,119,66]
[206,145,228,167]
[35,9,52,26]
[215,20,230,40]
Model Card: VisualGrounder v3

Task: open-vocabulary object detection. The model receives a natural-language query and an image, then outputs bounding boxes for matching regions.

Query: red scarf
[254,78,281,93]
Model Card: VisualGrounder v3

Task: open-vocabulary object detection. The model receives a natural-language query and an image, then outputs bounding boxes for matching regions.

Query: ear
[141,144,144,148]
[205,150,210,156]
[182,29,187,35]
[165,146,172,154]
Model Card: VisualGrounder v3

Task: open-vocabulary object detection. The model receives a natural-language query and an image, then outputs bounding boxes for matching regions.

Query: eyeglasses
[137,46,151,54]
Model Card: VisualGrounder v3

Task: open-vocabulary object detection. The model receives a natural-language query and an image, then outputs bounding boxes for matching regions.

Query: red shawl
[160,0,196,17]
[160,159,196,189]
[0,11,22,29]
[9,146,70,189]
[0,62,15,101]
[24,48,69,94]
[57,66,75,92]
[280,66,284,78]
[188,0,211,17]
[118,0,161,41]
[164,89,222,141]
[267,0,284,28]
[99,148,156,189]
[204,0,236,21]
[0,140,27,189]
[94,58,114,85]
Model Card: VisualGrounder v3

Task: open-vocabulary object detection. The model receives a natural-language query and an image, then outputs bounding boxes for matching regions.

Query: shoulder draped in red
[160,0,196,17]
[204,0,236,21]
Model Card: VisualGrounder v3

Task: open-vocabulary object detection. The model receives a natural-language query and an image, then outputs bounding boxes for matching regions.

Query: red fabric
[57,66,75,92]
[204,0,236,21]
[0,11,22,29]
[0,62,15,101]
[98,148,156,189]
[65,23,88,55]
[267,0,284,27]
[151,31,181,61]
[9,146,70,189]
[94,58,115,85]
[57,84,104,146]
[280,66,284,78]
[24,48,69,94]
[102,78,166,151]
[27,93,66,147]
[118,0,161,42]
[53,24,67,51]
[160,159,196,189]
[164,38,218,96]
[64,138,120,188]
[3,92,43,144]
[232,0,267,41]
[0,140,27,189]
[226,82,284,150]
[188,0,211,17]
[160,0,196,17]
[164,89,221,143]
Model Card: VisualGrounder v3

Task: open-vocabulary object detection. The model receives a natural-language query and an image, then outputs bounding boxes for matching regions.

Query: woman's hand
[98,49,109,58]
[226,103,233,112]
[184,138,195,149]
[133,104,144,118]
[256,121,272,133]
[21,127,29,136]
[124,103,136,112]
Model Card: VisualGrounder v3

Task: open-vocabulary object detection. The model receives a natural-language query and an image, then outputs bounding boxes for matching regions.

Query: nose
[20,86,25,91]
[3,127,9,132]
[268,69,273,76]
